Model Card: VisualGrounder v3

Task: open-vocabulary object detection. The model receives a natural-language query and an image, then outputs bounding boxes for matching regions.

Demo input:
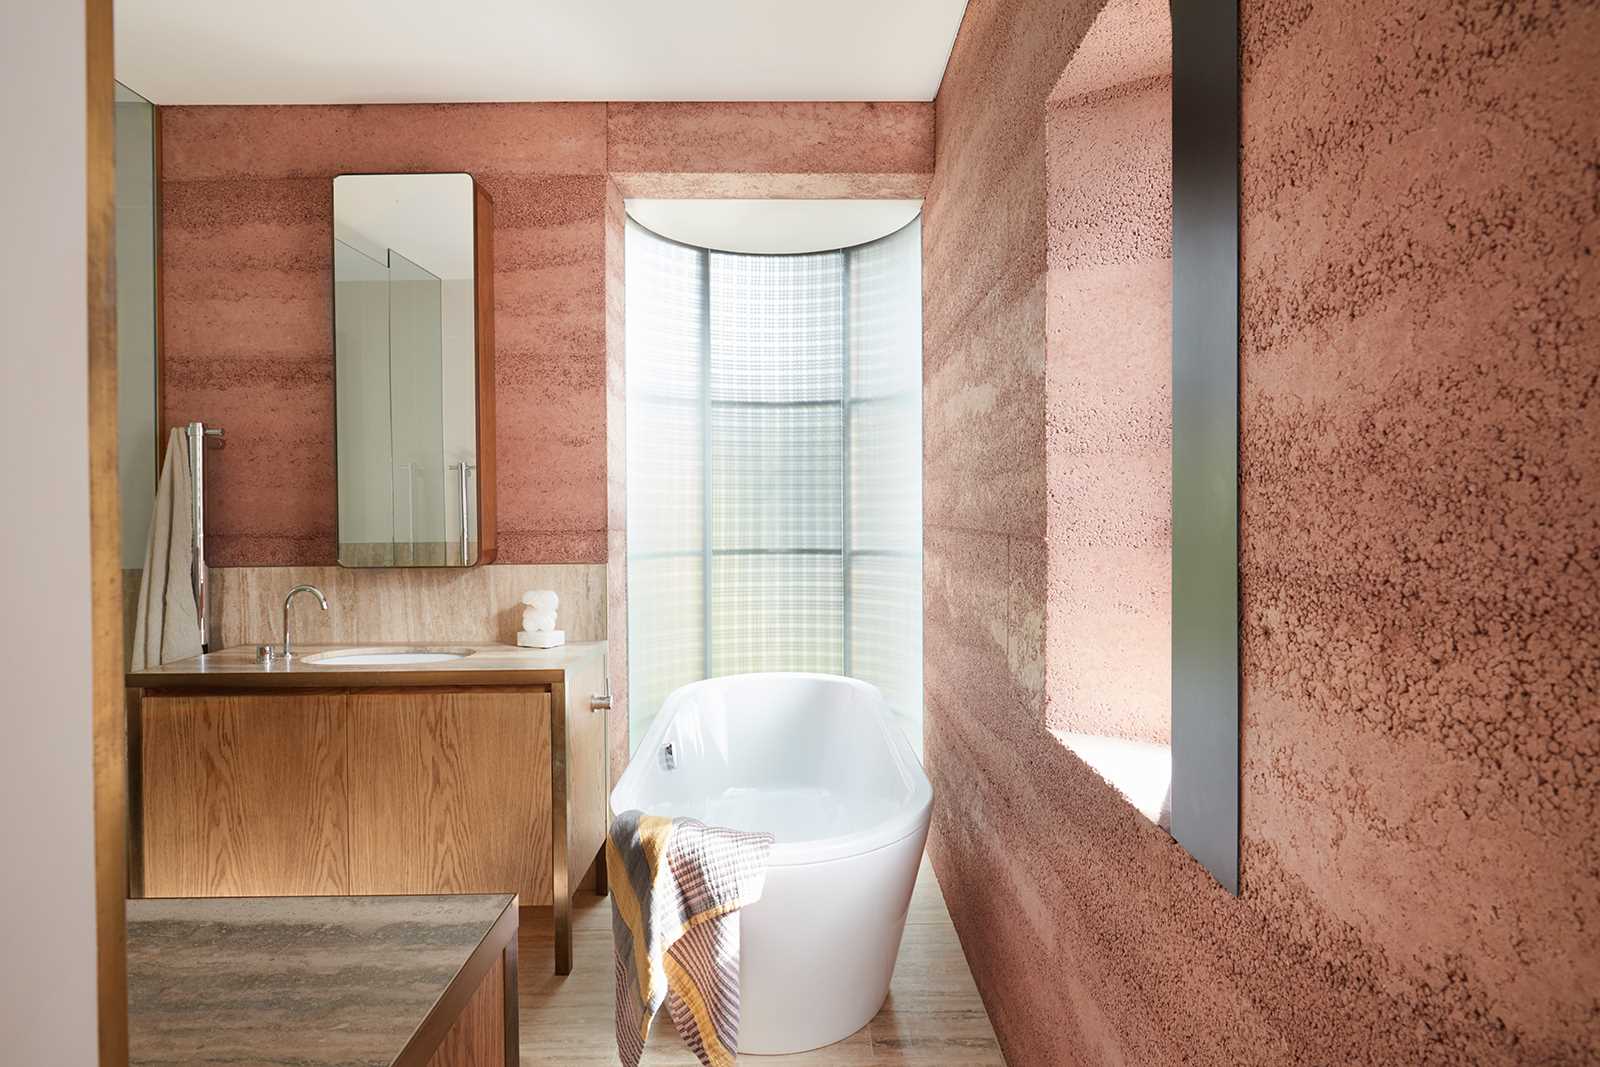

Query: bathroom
[2,2,1596,1066]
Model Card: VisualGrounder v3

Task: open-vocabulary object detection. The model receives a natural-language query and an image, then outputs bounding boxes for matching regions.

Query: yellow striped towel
[608,810,774,1067]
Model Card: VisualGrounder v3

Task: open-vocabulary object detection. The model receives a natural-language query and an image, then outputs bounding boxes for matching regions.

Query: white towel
[130,428,202,670]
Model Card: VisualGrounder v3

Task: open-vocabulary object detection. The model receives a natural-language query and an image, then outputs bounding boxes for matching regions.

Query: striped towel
[608,810,774,1067]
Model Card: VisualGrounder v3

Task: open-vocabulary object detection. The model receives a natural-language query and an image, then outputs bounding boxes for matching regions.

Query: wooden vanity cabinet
[127,643,608,974]
[134,688,553,903]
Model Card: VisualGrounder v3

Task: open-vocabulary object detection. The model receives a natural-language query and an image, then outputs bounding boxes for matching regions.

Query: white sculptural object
[517,589,565,648]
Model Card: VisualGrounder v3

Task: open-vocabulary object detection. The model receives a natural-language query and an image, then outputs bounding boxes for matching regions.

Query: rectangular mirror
[333,172,496,567]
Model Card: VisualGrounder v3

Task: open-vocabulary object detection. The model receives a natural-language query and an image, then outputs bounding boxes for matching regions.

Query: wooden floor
[517,858,1004,1065]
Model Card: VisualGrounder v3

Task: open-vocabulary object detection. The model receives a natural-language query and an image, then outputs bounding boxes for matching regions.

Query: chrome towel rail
[185,421,224,652]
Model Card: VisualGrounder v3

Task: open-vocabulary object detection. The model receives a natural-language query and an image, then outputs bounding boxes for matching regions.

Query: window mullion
[841,249,852,677]
[699,248,713,680]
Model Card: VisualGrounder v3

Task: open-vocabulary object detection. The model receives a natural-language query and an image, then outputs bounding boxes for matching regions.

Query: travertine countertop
[127,894,514,1067]
[127,640,604,690]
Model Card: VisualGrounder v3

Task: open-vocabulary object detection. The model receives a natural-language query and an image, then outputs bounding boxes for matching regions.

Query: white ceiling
[115,1,969,105]
[627,199,921,255]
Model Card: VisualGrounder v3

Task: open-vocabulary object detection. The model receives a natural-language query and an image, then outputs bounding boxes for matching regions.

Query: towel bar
[185,421,223,652]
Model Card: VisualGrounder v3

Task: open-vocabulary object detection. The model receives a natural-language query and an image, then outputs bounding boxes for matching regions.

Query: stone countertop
[127,640,605,690]
[127,894,515,1067]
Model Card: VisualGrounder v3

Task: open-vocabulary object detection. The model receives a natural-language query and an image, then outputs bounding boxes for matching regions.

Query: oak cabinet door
[141,692,350,896]
[347,689,552,904]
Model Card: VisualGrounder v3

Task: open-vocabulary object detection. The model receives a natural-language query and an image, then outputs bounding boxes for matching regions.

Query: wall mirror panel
[115,82,160,665]
[332,172,496,567]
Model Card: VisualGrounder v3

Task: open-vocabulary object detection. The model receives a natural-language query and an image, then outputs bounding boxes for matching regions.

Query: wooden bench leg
[554,892,572,976]
[502,936,520,1066]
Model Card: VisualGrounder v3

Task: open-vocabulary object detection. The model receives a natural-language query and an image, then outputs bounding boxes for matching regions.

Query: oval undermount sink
[302,647,474,666]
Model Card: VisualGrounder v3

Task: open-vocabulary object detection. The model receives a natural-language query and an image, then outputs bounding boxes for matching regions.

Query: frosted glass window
[624,227,706,727]
[626,218,922,746]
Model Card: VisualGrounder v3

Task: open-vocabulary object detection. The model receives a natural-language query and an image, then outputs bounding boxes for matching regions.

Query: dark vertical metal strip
[1170,0,1241,895]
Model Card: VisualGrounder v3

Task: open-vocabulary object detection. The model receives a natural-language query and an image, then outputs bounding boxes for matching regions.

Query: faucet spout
[281,584,329,659]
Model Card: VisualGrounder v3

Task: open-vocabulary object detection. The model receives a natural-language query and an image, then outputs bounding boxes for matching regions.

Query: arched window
[624,217,922,748]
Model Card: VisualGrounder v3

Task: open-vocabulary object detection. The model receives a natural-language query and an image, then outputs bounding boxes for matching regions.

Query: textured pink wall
[161,103,610,564]
[1044,50,1172,743]
[924,0,1599,1064]
[607,102,934,198]
[160,101,932,565]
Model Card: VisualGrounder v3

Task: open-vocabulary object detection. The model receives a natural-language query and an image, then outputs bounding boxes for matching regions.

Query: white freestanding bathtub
[610,672,931,1055]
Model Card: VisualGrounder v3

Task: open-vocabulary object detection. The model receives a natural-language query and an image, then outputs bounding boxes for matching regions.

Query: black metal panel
[1170,0,1240,895]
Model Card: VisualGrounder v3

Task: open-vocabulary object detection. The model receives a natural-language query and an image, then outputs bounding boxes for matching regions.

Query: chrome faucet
[280,584,329,659]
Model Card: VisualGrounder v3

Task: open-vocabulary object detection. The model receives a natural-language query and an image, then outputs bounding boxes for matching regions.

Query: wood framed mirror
[332,173,496,567]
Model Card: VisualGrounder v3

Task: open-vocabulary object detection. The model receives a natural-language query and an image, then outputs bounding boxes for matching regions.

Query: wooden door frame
[87,0,130,1063]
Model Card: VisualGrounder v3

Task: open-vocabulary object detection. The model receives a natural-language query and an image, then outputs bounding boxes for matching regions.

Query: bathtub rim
[610,671,933,867]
